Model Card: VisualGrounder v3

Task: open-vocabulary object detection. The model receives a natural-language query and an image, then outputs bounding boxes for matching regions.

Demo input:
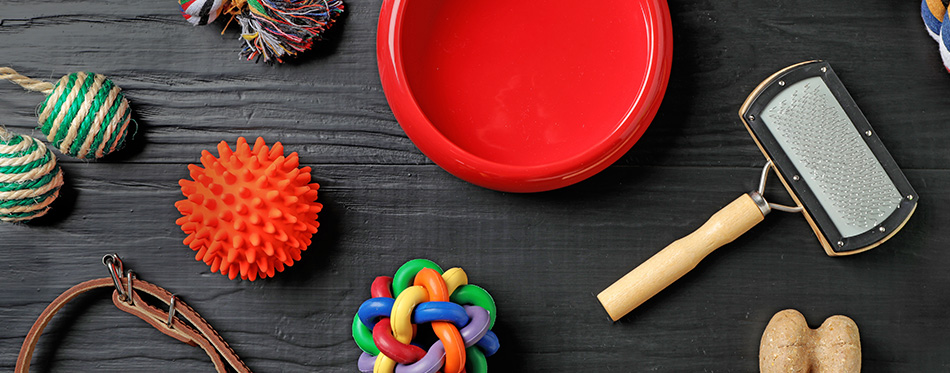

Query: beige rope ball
[0,126,65,222]
[1,67,132,159]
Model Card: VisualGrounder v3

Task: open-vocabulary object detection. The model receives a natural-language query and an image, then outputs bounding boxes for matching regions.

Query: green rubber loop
[450,285,496,329]
[466,346,488,373]
[391,259,443,296]
[352,313,379,355]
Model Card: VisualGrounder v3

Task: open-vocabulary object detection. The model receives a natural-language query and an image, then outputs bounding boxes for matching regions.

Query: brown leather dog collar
[16,254,251,373]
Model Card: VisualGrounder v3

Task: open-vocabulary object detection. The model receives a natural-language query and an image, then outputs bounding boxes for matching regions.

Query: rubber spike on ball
[0,67,132,159]
[0,126,65,223]
[176,137,322,280]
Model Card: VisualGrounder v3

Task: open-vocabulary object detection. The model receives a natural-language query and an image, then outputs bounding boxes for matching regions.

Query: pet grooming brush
[598,61,918,321]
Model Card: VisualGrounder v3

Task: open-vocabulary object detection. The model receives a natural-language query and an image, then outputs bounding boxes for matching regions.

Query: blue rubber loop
[358,298,472,331]
[475,330,500,357]
[358,297,395,329]
[412,302,469,327]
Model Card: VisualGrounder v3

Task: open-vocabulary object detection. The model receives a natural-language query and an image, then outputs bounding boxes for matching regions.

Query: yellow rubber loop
[373,356,396,373]
[374,286,428,373]
[391,286,428,343]
[442,267,468,295]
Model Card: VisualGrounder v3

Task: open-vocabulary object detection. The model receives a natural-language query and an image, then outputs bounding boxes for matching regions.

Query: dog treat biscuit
[759,309,861,373]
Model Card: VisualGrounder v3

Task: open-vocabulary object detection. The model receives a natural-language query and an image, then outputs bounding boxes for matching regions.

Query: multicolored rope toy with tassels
[352,259,501,373]
[0,126,64,223]
[179,0,229,25]
[175,137,322,280]
[921,0,950,72]
[0,67,132,159]
[178,0,345,63]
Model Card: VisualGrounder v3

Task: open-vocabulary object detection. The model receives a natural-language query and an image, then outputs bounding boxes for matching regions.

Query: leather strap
[16,276,252,373]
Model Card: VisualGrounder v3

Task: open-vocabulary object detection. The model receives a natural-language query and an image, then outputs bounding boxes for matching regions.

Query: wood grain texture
[1,0,949,372]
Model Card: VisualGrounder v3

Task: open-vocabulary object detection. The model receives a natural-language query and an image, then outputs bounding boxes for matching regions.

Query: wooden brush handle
[598,193,767,321]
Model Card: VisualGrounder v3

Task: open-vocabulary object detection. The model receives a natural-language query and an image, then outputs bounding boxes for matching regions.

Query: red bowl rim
[377,0,674,193]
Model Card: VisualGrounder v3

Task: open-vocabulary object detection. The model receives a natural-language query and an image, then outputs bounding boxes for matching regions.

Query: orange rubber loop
[414,268,466,373]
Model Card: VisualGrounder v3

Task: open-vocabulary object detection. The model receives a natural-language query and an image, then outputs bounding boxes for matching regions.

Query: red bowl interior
[378,0,673,192]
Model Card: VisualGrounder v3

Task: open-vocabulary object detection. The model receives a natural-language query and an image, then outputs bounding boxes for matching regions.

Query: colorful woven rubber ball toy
[352,259,501,373]
[175,137,322,280]
[0,67,132,159]
[177,0,345,63]
[0,127,64,222]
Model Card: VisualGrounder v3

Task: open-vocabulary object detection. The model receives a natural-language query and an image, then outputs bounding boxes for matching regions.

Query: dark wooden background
[1,0,948,371]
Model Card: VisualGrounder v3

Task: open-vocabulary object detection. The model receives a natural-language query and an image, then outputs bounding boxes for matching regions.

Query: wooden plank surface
[1,0,948,371]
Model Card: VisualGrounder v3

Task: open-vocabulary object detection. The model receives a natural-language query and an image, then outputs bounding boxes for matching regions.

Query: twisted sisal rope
[0,126,64,222]
[1,67,131,159]
[0,67,54,95]
[0,125,12,142]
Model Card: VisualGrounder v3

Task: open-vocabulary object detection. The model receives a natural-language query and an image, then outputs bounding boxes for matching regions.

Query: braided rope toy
[176,137,322,280]
[352,259,500,373]
[0,67,132,159]
[178,0,345,63]
[0,126,64,222]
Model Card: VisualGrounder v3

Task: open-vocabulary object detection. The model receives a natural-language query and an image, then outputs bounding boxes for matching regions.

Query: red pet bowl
[378,0,673,192]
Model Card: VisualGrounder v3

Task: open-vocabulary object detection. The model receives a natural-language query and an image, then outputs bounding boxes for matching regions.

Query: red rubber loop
[371,317,426,364]
[372,276,394,298]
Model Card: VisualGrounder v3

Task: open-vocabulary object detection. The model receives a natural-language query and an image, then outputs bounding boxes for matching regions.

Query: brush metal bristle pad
[760,76,901,238]
[741,61,917,253]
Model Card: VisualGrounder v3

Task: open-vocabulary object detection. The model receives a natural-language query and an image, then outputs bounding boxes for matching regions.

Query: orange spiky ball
[175,137,322,281]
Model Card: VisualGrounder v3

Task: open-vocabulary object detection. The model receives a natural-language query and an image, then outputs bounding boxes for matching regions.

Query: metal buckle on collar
[102,253,134,304]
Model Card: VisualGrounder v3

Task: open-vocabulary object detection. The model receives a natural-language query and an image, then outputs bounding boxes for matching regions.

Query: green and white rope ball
[38,72,132,159]
[0,127,65,222]
[0,68,132,159]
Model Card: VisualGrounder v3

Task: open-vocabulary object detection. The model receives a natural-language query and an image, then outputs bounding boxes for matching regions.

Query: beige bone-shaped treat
[759,309,861,373]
